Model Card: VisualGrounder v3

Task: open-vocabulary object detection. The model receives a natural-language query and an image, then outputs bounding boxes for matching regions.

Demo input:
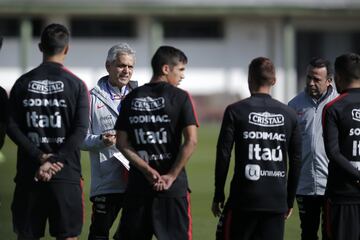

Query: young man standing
[7,23,89,240]
[115,46,198,240]
[288,58,337,240]
[212,57,302,240]
[323,53,360,240]
[81,43,138,240]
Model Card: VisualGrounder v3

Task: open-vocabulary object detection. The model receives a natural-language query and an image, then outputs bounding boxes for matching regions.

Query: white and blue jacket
[81,76,137,198]
[288,86,337,195]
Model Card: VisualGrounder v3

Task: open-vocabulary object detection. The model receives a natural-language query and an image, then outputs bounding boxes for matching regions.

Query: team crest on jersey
[249,112,284,127]
[352,109,360,122]
[28,80,64,94]
[131,97,165,111]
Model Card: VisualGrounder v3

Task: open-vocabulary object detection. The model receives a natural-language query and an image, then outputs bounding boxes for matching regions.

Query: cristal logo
[245,164,260,181]
[352,109,360,122]
[131,97,165,111]
[28,80,64,94]
[249,112,284,127]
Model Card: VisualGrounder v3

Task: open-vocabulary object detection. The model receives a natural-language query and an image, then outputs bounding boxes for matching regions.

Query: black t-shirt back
[215,93,302,212]
[8,62,89,184]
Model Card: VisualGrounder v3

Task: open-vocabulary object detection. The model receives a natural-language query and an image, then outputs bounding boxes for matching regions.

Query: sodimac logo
[249,112,284,127]
[28,80,64,94]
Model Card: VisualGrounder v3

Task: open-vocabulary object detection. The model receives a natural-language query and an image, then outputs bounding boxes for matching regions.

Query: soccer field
[0,123,302,239]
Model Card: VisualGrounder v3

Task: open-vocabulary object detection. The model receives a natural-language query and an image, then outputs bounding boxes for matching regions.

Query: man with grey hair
[81,43,138,240]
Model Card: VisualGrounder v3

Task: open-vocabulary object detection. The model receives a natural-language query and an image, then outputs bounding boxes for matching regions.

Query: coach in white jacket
[81,43,138,240]
[288,57,337,240]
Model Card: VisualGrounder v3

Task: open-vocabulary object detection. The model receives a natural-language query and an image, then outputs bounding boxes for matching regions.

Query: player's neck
[43,54,65,65]
[150,76,167,84]
[251,85,271,95]
[346,81,360,89]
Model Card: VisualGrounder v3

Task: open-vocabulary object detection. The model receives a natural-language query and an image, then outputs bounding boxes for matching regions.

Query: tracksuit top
[8,62,89,184]
[81,76,137,198]
[323,88,360,203]
[115,81,199,197]
[288,86,338,195]
[214,93,302,213]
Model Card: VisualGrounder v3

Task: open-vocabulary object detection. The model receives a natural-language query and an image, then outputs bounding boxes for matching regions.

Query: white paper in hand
[113,152,130,171]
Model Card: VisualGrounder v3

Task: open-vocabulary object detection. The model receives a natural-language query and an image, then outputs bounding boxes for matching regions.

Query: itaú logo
[28,80,64,94]
[352,109,360,122]
[249,112,284,127]
[131,97,165,111]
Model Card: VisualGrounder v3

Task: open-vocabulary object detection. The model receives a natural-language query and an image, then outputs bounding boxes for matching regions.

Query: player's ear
[162,64,170,75]
[271,77,276,86]
[105,61,111,73]
[63,44,69,55]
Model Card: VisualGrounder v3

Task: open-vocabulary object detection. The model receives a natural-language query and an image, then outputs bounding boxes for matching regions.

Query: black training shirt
[214,93,301,213]
[323,88,360,203]
[115,81,198,197]
[8,62,89,184]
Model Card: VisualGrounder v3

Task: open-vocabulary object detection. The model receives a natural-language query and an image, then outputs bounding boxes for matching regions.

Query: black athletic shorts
[11,180,84,239]
[115,192,192,240]
[325,200,360,240]
[216,202,285,240]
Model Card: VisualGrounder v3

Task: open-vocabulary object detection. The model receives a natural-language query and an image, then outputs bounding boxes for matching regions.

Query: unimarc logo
[28,80,64,94]
[249,112,284,127]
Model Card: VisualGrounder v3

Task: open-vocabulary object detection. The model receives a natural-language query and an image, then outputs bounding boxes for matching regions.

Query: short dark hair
[40,23,69,56]
[335,53,360,84]
[308,57,332,79]
[248,57,276,91]
[151,46,188,76]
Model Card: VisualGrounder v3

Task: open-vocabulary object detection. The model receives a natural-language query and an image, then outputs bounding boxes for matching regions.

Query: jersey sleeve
[323,105,360,180]
[180,92,199,128]
[286,115,302,208]
[7,81,43,163]
[115,97,130,132]
[54,81,90,163]
[214,106,235,203]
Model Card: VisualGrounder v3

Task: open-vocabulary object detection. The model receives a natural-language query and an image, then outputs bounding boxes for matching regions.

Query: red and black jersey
[8,62,89,184]
[214,93,302,213]
[115,81,198,197]
[323,88,360,203]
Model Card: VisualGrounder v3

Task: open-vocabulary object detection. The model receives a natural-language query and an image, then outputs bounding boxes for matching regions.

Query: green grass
[0,123,301,239]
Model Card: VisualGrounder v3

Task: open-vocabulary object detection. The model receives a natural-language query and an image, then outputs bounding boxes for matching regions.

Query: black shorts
[325,200,360,240]
[216,202,285,240]
[11,180,84,239]
[115,192,192,240]
[88,193,125,240]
